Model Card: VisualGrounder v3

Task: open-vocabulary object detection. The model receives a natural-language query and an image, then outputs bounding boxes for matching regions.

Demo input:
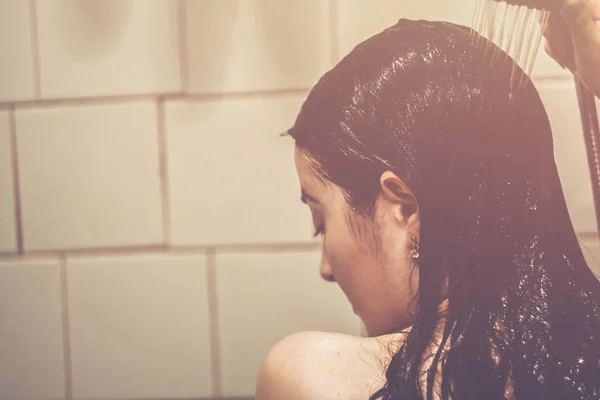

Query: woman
[256,12,600,400]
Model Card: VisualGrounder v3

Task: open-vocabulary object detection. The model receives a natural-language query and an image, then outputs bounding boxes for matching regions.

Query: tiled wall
[0,1,598,399]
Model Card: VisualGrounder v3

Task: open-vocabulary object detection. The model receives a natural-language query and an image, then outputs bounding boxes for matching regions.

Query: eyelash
[313,223,325,238]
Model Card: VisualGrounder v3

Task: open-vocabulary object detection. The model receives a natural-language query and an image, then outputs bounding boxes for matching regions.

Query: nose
[320,246,336,283]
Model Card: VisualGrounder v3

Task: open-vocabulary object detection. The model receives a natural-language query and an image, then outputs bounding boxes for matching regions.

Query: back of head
[288,19,600,399]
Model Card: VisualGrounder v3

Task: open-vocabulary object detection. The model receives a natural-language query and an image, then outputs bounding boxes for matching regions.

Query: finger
[543,11,568,39]
[561,1,600,96]
[545,41,576,72]
[561,0,600,41]
[543,12,577,70]
[543,12,571,49]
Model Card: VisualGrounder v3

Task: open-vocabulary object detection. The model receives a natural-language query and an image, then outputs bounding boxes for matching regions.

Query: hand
[542,0,600,97]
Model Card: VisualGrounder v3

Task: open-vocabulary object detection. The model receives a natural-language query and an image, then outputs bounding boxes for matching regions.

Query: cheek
[323,235,349,277]
[322,202,378,289]
[324,221,371,287]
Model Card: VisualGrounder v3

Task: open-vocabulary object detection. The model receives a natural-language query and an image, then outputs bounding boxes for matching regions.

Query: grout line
[328,0,340,65]
[6,93,163,109]
[156,99,172,246]
[12,244,168,258]
[178,0,190,92]
[75,397,254,400]
[8,107,24,253]
[532,75,575,84]
[164,88,311,102]
[0,252,62,262]
[2,88,310,109]
[59,254,73,400]
[204,241,322,254]
[28,0,41,99]
[206,249,222,397]
[578,231,600,241]
[0,241,321,259]
[0,253,27,261]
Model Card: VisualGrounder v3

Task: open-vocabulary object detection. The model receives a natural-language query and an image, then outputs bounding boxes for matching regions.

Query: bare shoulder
[255,330,405,400]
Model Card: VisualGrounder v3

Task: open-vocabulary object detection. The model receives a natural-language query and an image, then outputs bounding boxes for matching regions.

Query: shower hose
[575,79,600,243]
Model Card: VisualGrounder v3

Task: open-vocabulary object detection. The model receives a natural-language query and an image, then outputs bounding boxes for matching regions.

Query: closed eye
[301,189,320,205]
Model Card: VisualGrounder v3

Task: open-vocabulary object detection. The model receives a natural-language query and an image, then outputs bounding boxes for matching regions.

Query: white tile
[185,0,331,93]
[36,0,180,98]
[0,258,65,400]
[67,253,212,400]
[216,251,361,397]
[0,0,35,101]
[337,0,477,59]
[165,96,315,245]
[538,82,599,235]
[16,102,163,251]
[0,111,16,252]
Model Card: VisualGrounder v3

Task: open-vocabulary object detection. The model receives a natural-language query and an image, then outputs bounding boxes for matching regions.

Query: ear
[379,171,419,224]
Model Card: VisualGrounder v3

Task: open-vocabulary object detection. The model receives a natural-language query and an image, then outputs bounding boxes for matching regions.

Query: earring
[410,234,420,259]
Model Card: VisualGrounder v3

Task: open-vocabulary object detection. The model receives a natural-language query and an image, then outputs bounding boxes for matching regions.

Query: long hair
[287,19,600,399]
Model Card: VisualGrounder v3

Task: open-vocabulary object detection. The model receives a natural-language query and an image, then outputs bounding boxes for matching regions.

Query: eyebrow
[300,188,320,204]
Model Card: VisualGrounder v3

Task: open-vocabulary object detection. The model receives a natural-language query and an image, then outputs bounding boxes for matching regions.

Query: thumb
[560,0,600,41]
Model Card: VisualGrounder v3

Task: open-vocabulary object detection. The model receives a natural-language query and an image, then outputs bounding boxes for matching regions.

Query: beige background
[0,0,599,399]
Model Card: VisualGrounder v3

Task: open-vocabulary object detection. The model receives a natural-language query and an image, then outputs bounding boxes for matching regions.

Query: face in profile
[282,17,600,399]
[294,146,421,336]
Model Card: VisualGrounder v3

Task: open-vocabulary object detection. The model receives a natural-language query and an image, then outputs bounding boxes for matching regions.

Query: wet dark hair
[287,19,600,399]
